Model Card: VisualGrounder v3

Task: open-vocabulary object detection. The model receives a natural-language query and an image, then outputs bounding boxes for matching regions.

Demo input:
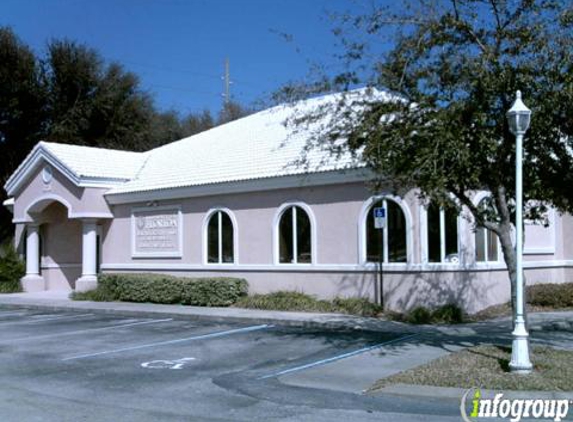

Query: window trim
[202,207,239,265]
[420,203,462,265]
[358,195,413,265]
[273,202,317,265]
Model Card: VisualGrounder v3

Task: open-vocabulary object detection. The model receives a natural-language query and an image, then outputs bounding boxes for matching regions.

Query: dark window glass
[296,206,311,263]
[387,201,407,263]
[279,207,293,263]
[207,213,219,263]
[366,199,407,263]
[427,203,441,263]
[366,202,383,262]
[444,207,458,258]
[221,212,234,263]
[96,234,101,273]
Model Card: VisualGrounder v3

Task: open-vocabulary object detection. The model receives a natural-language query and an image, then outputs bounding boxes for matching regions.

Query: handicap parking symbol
[141,357,196,370]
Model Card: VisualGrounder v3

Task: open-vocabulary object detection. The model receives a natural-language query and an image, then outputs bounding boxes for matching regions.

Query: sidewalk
[0,290,571,336]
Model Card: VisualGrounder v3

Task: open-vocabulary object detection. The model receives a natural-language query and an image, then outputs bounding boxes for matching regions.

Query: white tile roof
[107,88,391,195]
[5,88,391,197]
[40,142,147,181]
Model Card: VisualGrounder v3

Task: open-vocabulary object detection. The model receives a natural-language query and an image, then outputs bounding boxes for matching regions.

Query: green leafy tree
[0,28,46,240]
[44,40,155,151]
[286,0,573,316]
[181,109,214,136]
[217,100,251,125]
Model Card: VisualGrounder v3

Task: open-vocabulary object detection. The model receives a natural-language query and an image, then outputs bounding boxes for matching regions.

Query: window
[206,210,234,264]
[278,205,312,264]
[366,199,407,263]
[475,198,499,262]
[426,203,459,263]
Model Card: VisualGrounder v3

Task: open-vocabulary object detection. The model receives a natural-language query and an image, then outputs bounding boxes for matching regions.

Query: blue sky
[0,0,358,116]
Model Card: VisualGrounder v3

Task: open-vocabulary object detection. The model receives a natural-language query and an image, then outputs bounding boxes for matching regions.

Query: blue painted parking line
[258,333,419,380]
[62,324,274,361]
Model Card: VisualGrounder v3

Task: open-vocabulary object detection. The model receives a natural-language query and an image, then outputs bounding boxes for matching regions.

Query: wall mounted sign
[131,206,183,258]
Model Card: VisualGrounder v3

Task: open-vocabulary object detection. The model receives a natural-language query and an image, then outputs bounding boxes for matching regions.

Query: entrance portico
[20,198,107,292]
[3,143,120,293]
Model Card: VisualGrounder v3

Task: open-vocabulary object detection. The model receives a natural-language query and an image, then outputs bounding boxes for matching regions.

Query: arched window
[475,198,499,262]
[366,199,407,263]
[206,210,234,264]
[278,205,312,264]
[426,203,459,263]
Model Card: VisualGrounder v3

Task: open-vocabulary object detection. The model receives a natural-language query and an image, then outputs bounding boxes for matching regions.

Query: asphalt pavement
[0,291,570,421]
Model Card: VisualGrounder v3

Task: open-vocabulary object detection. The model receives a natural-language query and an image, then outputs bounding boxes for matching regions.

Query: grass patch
[234,291,383,317]
[370,345,573,392]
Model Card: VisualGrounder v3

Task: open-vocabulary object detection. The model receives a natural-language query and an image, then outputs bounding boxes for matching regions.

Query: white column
[75,219,98,292]
[21,223,46,292]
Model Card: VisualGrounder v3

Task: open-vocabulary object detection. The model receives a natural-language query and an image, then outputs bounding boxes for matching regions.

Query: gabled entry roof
[4,141,147,196]
[4,88,393,200]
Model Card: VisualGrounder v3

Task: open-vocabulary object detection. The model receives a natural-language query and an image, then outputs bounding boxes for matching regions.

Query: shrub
[0,242,24,293]
[181,277,248,307]
[72,273,248,307]
[235,291,333,313]
[332,297,383,317]
[527,283,573,308]
[234,291,382,316]
[403,303,464,325]
[406,306,433,324]
[432,303,464,324]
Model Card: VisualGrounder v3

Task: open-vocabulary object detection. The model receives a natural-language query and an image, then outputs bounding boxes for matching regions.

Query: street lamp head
[506,90,531,135]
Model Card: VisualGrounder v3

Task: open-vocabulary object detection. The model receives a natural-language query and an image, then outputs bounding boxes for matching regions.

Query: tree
[285,0,573,317]
[0,28,45,241]
[0,28,255,243]
[217,100,251,125]
[43,40,156,151]
[181,109,214,136]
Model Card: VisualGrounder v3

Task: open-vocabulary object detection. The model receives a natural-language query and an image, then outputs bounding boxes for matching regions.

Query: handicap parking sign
[373,207,386,229]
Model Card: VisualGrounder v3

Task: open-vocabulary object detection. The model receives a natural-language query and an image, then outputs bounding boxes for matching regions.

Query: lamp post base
[509,318,533,373]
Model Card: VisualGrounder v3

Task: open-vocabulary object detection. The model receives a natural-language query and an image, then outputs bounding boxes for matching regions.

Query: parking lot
[0,308,464,421]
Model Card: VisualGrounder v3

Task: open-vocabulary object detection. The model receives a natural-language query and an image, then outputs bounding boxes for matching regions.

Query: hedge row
[234,290,383,317]
[73,273,248,307]
[527,283,573,308]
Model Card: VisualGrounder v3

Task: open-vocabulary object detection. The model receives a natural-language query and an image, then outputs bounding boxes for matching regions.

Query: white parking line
[0,318,174,343]
[0,313,94,326]
[258,333,419,380]
[62,324,274,361]
[0,312,28,318]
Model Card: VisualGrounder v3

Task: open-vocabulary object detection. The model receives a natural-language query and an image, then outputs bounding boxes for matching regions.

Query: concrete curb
[0,298,418,334]
[372,383,573,400]
[0,294,571,336]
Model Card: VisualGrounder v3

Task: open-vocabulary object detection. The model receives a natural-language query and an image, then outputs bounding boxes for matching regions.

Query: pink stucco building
[3,91,572,313]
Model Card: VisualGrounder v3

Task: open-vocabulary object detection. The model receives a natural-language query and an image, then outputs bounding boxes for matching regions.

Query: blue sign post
[373,206,386,308]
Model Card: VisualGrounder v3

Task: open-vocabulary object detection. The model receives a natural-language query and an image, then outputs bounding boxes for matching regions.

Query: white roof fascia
[105,168,372,205]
